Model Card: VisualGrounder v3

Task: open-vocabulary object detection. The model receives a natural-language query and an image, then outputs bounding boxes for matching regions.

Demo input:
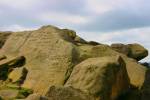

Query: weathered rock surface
[25,93,48,100]
[128,43,148,61]
[0,25,79,94]
[0,25,149,100]
[45,86,95,100]
[0,32,11,48]
[124,58,147,88]
[25,86,95,100]
[0,84,33,100]
[0,89,18,99]
[111,43,131,56]
[111,43,148,61]
[65,56,130,100]
[110,44,148,88]
[77,44,147,88]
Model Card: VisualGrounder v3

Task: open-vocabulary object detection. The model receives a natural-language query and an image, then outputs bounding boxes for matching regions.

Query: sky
[0,0,150,61]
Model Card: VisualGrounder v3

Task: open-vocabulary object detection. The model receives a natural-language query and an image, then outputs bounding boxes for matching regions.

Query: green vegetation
[16,88,33,99]
[0,83,33,99]
[6,85,33,98]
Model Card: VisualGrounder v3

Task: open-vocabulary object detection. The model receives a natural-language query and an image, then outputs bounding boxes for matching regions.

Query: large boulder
[128,43,148,61]
[77,44,147,88]
[111,43,148,88]
[77,44,121,62]
[65,56,130,100]
[124,58,147,88]
[0,25,79,94]
[111,43,148,61]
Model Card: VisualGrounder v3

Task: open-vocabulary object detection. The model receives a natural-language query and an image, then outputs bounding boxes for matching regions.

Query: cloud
[1,0,150,32]
[0,0,87,28]
[79,0,150,32]
[85,0,123,14]
[0,25,36,31]
[0,0,42,10]
[80,10,150,32]
[0,0,86,14]
[38,12,89,27]
[84,0,150,15]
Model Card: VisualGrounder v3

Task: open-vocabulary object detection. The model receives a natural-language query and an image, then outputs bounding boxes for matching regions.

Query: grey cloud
[79,8,150,32]
[1,0,150,33]
[43,0,86,14]
[0,0,87,28]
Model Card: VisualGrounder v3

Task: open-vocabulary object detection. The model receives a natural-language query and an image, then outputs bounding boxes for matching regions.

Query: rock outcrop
[65,56,129,100]
[128,43,148,61]
[0,25,79,95]
[111,43,148,61]
[0,25,149,100]
[77,44,147,88]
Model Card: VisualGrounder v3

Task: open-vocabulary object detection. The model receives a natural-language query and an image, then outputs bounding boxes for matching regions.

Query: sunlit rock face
[0,25,149,100]
[65,56,130,100]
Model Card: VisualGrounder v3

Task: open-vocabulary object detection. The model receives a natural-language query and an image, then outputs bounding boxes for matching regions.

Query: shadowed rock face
[0,56,26,80]
[141,69,150,100]
[0,25,149,100]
